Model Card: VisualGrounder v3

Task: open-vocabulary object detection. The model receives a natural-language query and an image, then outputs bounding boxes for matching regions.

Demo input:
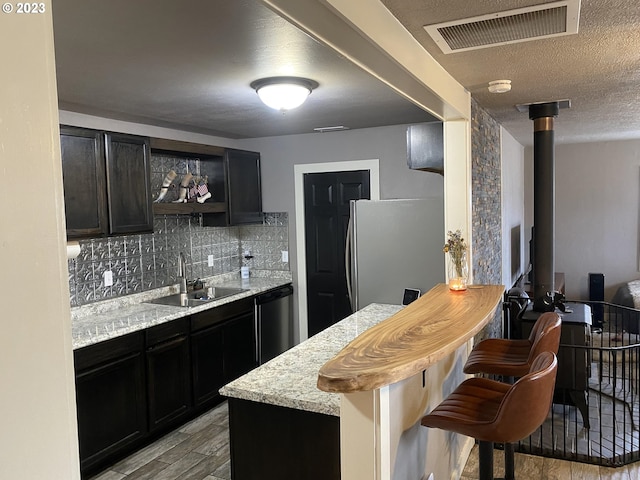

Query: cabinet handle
[146,335,186,352]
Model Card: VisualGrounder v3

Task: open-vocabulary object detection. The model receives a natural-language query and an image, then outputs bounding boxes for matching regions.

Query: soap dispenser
[242,249,253,278]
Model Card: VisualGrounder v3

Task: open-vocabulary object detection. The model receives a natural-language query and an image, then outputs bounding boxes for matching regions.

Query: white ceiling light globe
[251,77,319,112]
[256,83,311,111]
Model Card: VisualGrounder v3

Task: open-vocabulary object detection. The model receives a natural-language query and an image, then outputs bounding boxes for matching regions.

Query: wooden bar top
[317,283,504,393]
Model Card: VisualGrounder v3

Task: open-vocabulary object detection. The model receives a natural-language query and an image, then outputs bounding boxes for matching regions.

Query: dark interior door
[304,170,370,336]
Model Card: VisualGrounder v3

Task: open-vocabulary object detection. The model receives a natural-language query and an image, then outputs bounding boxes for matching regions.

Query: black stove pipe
[529,102,559,312]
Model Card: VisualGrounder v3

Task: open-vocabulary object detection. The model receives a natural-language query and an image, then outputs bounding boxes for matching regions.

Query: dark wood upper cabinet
[60,126,108,238]
[61,126,153,238]
[225,148,263,225]
[150,139,263,226]
[104,132,153,234]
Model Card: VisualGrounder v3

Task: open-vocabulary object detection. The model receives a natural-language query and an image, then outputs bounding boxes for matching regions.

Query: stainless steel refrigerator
[345,198,445,311]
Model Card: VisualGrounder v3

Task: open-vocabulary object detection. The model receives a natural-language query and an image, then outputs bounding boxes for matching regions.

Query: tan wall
[0,2,80,477]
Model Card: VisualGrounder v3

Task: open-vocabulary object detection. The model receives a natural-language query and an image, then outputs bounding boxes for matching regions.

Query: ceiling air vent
[424,0,581,54]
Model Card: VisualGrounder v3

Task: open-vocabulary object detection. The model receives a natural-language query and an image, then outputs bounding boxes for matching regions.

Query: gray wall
[524,139,640,301]
[239,124,445,273]
[239,123,444,337]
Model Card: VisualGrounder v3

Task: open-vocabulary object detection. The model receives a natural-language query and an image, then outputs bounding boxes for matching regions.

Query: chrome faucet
[178,252,187,294]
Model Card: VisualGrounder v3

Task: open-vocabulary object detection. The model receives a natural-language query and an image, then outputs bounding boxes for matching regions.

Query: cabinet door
[74,333,146,473]
[146,334,191,433]
[191,324,225,408]
[60,126,108,238]
[224,311,258,382]
[105,132,153,234]
[225,149,263,225]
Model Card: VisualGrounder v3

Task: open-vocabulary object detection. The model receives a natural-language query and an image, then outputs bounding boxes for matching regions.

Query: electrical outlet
[103,270,113,287]
[208,254,214,267]
[281,250,288,262]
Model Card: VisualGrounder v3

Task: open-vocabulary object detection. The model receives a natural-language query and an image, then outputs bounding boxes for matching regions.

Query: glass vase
[447,250,468,291]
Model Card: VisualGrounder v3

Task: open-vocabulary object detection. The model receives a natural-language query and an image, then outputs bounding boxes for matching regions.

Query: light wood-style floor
[461,443,640,480]
[89,403,231,480]
[90,401,640,480]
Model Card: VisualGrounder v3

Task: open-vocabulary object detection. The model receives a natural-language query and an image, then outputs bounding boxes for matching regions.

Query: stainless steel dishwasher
[255,284,294,364]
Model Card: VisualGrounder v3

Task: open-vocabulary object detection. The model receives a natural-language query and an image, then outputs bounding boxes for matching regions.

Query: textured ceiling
[52,0,435,139]
[381,0,640,145]
[52,0,640,146]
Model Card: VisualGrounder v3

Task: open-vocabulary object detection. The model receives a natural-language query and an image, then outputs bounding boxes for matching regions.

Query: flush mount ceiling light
[488,80,512,94]
[250,76,319,111]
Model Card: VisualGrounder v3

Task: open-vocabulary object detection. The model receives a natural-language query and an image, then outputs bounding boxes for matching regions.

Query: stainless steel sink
[146,287,247,307]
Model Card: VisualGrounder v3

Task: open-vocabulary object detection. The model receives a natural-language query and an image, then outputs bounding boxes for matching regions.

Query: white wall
[524,139,640,301]
[501,128,526,288]
[1,4,81,478]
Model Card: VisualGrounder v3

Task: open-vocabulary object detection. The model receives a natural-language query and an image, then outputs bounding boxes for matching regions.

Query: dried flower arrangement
[443,229,468,278]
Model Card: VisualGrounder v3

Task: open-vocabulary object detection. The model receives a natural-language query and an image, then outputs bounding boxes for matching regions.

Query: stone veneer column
[471,99,503,340]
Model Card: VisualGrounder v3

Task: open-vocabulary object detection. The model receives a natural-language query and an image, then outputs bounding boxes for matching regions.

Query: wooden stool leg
[478,441,494,480]
[504,443,515,480]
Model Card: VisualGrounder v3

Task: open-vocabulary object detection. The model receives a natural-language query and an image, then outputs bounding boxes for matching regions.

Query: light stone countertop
[71,270,292,350]
[219,303,404,417]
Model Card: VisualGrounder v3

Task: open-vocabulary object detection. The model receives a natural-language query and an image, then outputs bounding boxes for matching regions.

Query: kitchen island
[220,303,403,479]
[221,284,504,480]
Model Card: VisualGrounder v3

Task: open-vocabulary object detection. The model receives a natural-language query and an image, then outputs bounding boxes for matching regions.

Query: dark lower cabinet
[228,398,340,480]
[74,332,146,474]
[223,309,257,381]
[75,298,260,477]
[146,318,191,433]
[191,298,257,411]
[191,322,225,408]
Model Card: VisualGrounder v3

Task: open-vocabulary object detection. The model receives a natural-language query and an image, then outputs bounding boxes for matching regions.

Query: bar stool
[421,352,557,480]
[463,311,561,378]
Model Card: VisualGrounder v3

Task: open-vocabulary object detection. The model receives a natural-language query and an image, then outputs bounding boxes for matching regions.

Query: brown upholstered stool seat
[463,311,561,377]
[422,352,557,480]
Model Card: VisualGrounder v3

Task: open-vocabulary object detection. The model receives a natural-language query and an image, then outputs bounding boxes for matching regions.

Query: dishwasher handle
[256,285,293,304]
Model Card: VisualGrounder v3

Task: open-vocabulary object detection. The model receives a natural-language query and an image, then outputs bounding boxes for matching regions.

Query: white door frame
[294,159,381,341]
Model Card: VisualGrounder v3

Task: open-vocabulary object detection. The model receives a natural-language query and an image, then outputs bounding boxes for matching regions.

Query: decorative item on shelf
[196,176,211,203]
[172,172,193,203]
[154,169,177,203]
[186,175,211,204]
[443,229,468,291]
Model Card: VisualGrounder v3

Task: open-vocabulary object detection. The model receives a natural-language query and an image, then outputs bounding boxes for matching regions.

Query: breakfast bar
[221,283,504,480]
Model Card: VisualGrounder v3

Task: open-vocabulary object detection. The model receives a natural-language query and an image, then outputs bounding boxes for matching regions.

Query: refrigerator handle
[345,213,354,313]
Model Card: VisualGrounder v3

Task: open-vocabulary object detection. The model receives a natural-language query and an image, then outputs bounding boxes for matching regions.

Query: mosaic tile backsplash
[68,212,289,307]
